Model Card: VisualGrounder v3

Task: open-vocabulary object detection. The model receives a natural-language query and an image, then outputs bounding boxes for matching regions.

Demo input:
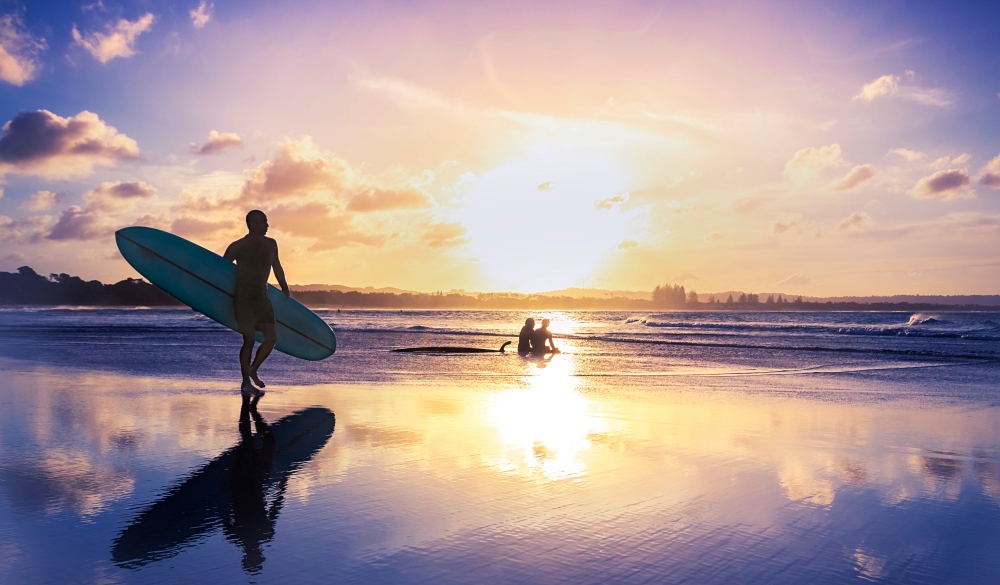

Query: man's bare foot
[249,369,266,388]
[241,379,255,397]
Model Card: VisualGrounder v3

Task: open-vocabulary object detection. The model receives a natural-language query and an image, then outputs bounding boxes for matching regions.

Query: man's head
[541,318,550,328]
[246,209,268,236]
[525,318,535,327]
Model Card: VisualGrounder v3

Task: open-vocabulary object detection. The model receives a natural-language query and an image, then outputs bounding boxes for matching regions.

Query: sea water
[0,308,998,583]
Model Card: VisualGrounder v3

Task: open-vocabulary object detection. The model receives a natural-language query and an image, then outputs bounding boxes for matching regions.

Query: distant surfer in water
[531,318,558,354]
[224,210,290,397]
[518,318,535,354]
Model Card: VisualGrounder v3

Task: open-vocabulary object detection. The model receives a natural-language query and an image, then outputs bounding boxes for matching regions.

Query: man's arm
[271,240,290,300]
[223,240,241,262]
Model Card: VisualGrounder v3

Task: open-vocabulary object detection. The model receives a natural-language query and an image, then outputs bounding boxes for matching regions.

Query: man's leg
[239,328,256,394]
[249,323,277,388]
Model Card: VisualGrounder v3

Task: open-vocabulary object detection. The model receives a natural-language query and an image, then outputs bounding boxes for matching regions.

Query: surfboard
[115,226,336,360]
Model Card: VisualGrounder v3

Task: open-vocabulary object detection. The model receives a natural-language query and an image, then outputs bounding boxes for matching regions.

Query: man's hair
[525,318,535,326]
[246,209,267,226]
[542,319,550,326]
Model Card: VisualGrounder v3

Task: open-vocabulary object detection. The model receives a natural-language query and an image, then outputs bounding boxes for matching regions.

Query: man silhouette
[531,318,558,354]
[224,210,290,397]
[518,318,535,354]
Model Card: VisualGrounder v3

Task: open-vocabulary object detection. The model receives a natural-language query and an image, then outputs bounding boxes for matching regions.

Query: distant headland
[1,267,998,311]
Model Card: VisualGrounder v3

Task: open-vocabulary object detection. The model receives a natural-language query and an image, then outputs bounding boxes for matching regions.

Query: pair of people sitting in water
[518,318,559,355]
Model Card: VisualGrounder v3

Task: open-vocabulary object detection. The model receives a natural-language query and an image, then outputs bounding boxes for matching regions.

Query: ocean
[0,308,998,583]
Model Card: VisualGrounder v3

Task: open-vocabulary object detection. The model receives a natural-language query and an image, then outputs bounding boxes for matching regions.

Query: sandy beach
[1,309,998,583]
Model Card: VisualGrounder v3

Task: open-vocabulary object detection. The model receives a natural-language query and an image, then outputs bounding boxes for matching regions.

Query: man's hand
[282,287,290,301]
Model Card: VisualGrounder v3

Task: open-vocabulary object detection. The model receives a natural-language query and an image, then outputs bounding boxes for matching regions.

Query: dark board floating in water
[393,341,512,353]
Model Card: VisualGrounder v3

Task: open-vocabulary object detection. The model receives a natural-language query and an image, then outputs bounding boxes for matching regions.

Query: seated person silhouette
[518,318,535,354]
[530,318,558,354]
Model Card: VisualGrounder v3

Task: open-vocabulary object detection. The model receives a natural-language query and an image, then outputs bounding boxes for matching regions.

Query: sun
[457,135,640,292]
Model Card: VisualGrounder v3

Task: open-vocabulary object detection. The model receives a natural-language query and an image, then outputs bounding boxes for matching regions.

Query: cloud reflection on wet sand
[0,355,998,582]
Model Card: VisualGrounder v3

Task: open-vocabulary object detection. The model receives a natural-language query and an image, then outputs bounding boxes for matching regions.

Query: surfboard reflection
[111,403,335,573]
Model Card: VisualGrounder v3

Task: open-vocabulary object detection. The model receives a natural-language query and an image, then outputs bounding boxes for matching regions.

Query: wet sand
[1,352,998,584]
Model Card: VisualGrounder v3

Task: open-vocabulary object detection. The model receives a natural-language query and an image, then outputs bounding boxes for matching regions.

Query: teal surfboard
[115,226,336,360]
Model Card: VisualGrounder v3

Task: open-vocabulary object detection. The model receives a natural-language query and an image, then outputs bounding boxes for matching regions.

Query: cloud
[594,193,628,210]
[0,14,45,86]
[72,13,154,63]
[83,181,156,210]
[18,190,58,211]
[170,215,239,239]
[0,110,139,179]
[912,169,973,201]
[772,213,805,234]
[930,153,970,170]
[47,181,155,241]
[853,73,953,107]
[422,222,468,248]
[190,2,213,29]
[346,187,431,212]
[886,148,923,162]
[831,164,875,191]
[777,274,811,288]
[236,138,351,205]
[0,214,50,243]
[190,130,242,155]
[617,238,638,250]
[838,211,872,232]
[537,181,553,191]
[977,155,1000,188]
[266,201,390,250]
[784,144,844,176]
[854,75,898,102]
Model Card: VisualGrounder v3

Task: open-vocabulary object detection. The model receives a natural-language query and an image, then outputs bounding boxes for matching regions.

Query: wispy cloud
[838,211,872,232]
[190,2,213,29]
[0,14,45,86]
[72,13,154,63]
[784,144,844,176]
[885,148,923,162]
[18,190,58,211]
[853,73,952,107]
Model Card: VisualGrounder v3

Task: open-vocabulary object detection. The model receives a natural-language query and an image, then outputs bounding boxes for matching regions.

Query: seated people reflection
[518,318,536,354]
[531,318,558,354]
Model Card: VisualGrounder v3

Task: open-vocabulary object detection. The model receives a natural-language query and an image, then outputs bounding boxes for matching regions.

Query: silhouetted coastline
[1,266,998,311]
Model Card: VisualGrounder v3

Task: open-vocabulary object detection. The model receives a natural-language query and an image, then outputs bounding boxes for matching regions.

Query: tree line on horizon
[653,283,804,308]
[0,267,995,311]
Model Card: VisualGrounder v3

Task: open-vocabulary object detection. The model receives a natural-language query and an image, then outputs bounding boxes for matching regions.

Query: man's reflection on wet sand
[111,400,335,573]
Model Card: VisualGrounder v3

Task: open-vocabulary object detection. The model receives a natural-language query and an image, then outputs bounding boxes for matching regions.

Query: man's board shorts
[234,294,275,332]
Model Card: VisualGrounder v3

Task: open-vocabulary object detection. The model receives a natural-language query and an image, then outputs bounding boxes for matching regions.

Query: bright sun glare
[458,131,643,292]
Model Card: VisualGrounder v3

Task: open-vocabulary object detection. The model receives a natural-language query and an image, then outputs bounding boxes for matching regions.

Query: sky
[0,0,998,295]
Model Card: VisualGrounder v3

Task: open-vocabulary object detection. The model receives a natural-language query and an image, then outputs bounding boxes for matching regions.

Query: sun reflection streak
[484,333,610,481]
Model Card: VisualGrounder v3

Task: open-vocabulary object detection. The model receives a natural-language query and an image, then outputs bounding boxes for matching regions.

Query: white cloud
[18,190,58,211]
[784,144,844,176]
[831,164,875,191]
[617,238,638,250]
[0,14,45,86]
[930,153,970,170]
[190,2,213,29]
[72,13,154,63]
[190,130,242,155]
[853,75,898,102]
